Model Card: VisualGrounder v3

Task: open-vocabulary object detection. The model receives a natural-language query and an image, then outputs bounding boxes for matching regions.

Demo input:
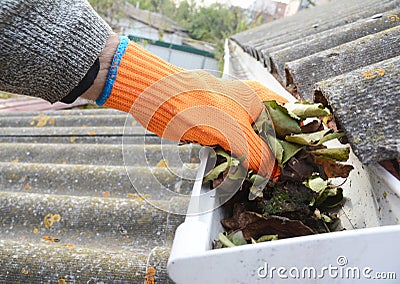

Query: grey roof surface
[0,108,199,283]
[230,0,400,164]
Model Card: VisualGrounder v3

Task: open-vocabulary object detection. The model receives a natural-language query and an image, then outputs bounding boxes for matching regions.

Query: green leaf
[229,231,247,246]
[309,147,350,162]
[218,233,236,248]
[285,128,332,145]
[204,149,245,183]
[215,148,232,161]
[227,164,247,180]
[320,213,332,223]
[306,176,342,207]
[322,188,344,208]
[317,132,345,145]
[249,174,268,200]
[264,101,301,137]
[249,185,265,200]
[266,135,284,165]
[249,174,268,186]
[284,102,331,120]
[230,158,241,167]
[253,109,271,138]
[280,139,304,165]
[312,188,338,207]
[306,176,329,193]
[203,161,229,183]
[256,234,278,242]
[314,209,332,223]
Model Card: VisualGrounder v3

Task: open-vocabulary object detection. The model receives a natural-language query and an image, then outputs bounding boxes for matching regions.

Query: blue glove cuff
[96,36,130,106]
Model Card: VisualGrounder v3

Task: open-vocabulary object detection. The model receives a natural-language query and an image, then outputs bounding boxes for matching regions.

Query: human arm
[0,0,112,103]
[0,0,287,176]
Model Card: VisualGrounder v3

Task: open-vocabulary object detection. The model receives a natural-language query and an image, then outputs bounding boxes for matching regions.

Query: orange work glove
[97,37,287,177]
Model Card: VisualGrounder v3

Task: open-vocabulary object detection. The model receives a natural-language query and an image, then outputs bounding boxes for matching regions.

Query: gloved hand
[97,37,287,177]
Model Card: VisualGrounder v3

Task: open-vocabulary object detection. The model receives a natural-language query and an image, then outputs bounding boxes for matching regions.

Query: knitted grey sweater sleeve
[0,0,112,103]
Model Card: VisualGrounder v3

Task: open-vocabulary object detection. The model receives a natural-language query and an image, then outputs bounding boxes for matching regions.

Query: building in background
[248,0,302,23]
[115,3,219,71]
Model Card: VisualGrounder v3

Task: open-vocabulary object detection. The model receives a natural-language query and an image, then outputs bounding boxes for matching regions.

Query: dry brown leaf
[316,158,354,178]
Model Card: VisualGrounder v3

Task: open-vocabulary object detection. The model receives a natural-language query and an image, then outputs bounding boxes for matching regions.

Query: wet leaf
[301,120,324,133]
[266,135,305,170]
[318,132,345,145]
[256,234,278,242]
[215,148,232,161]
[203,161,229,184]
[266,134,283,165]
[314,209,332,223]
[284,102,331,120]
[210,99,353,249]
[315,158,354,178]
[285,128,332,145]
[264,101,301,137]
[218,233,236,247]
[305,176,341,207]
[204,149,244,184]
[227,164,247,180]
[221,205,316,240]
[248,174,268,200]
[311,187,342,207]
[280,140,303,165]
[229,230,247,246]
[306,176,329,193]
[309,147,350,162]
[281,150,316,182]
[253,109,271,137]
[241,212,316,240]
[322,188,343,208]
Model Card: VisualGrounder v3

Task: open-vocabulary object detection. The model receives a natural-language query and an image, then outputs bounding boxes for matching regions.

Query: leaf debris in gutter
[203,101,354,248]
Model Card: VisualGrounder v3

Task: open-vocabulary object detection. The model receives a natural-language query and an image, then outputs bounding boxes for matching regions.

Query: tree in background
[88,0,125,29]
[181,2,252,69]
[90,0,260,70]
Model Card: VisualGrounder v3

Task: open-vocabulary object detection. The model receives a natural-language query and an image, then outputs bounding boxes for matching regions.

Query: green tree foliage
[91,0,260,69]
[173,1,252,69]
[87,0,125,29]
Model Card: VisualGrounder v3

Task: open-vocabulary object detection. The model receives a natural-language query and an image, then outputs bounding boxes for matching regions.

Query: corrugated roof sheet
[0,108,199,283]
[230,0,400,165]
